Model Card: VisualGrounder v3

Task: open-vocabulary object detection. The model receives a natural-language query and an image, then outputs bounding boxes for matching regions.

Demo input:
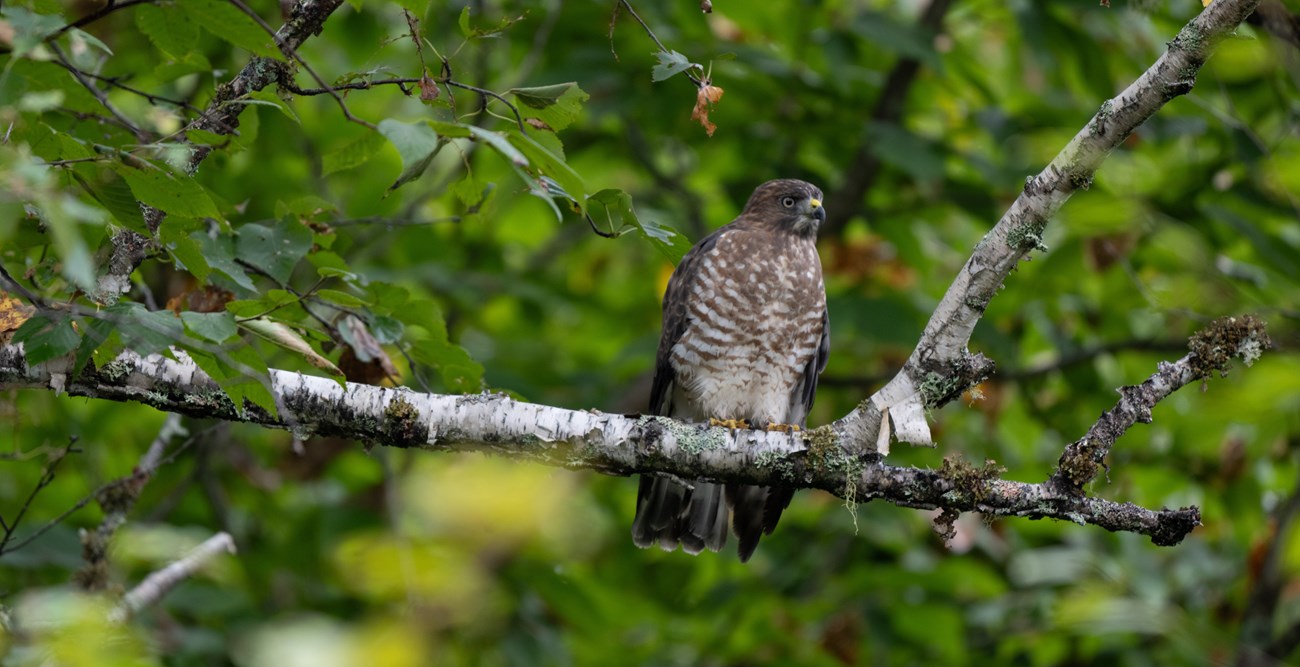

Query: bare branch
[1051,315,1271,493]
[109,531,236,622]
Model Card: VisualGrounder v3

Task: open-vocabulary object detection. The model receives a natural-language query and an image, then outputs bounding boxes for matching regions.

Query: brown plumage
[631,179,830,562]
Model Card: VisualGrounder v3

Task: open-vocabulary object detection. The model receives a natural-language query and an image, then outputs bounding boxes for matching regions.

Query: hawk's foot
[709,418,750,430]
[765,422,801,433]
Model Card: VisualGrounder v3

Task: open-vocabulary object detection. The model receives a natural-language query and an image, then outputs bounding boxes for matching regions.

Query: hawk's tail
[727,484,794,563]
[631,476,728,554]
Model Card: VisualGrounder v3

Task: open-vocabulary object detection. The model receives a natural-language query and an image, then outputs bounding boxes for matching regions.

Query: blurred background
[2,0,1299,664]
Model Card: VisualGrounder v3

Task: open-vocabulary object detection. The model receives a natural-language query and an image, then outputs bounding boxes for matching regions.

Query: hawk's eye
[780,196,796,208]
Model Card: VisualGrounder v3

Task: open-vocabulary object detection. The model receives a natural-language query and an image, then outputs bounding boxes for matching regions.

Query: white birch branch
[1,334,1262,547]
[109,531,236,623]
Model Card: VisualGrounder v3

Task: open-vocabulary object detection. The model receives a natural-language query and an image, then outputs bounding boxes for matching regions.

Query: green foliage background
[1,0,1299,665]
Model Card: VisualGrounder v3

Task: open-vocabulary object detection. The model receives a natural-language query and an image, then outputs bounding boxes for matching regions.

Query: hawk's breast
[669,230,826,425]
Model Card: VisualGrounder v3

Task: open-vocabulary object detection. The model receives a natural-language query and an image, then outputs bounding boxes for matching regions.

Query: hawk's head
[741,179,825,237]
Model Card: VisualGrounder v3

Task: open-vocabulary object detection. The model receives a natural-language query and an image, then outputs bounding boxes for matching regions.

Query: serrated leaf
[108,302,184,357]
[184,344,276,416]
[72,317,116,376]
[588,189,691,261]
[234,219,312,285]
[3,7,66,57]
[406,329,482,393]
[651,50,696,82]
[181,311,237,343]
[136,3,199,59]
[160,225,212,282]
[14,314,81,367]
[40,196,98,291]
[155,52,212,82]
[275,195,338,219]
[508,82,589,131]
[378,119,443,192]
[246,89,300,124]
[509,131,585,206]
[191,231,256,292]
[396,0,430,15]
[322,130,385,176]
[316,289,369,309]
[92,174,147,232]
[181,0,283,60]
[114,163,221,219]
[240,318,342,376]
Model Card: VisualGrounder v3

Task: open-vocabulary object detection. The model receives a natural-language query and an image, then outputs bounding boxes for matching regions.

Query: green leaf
[191,231,256,292]
[245,89,300,124]
[14,314,81,367]
[275,196,338,220]
[114,163,221,219]
[234,219,313,285]
[458,6,472,37]
[108,302,184,357]
[135,3,199,59]
[396,0,430,16]
[430,121,529,169]
[185,344,277,416]
[587,189,691,261]
[160,223,212,283]
[322,130,386,176]
[91,173,147,232]
[38,196,100,291]
[407,330,483,393]
[2,7,65,57]
[72,317,117,376]
[316,289,369,309]
[509,131,585,205]
[378,119,443,192]
[651,50,696,82]
[181,311,238,343]
[155,52,213,82]
[181,0,283,60]
[508,83,589,131]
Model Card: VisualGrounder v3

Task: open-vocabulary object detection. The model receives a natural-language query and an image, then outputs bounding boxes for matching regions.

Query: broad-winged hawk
[631,179,830,562]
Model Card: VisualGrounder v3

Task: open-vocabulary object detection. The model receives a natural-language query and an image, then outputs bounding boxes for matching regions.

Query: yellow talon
[765,423,801,433]
[709,418,749,430]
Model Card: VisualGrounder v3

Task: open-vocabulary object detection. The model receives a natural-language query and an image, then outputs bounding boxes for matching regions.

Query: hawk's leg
[765,423,802,433]
[709,418,750,430]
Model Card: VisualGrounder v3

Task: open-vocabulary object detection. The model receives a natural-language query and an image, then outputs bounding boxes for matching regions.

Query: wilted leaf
[691,84,724,137]
[240,317,342,376]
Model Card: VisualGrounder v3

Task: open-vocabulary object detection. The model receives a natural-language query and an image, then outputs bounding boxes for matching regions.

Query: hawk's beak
[808,198,825,222]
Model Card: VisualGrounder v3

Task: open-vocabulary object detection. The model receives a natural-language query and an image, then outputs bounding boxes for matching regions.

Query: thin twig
[0,437,80,554]
[0,424,211,557]
[47,42,149,142]
[109,531,236,622]
[614,0,703,86]
[47,0,156,40]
